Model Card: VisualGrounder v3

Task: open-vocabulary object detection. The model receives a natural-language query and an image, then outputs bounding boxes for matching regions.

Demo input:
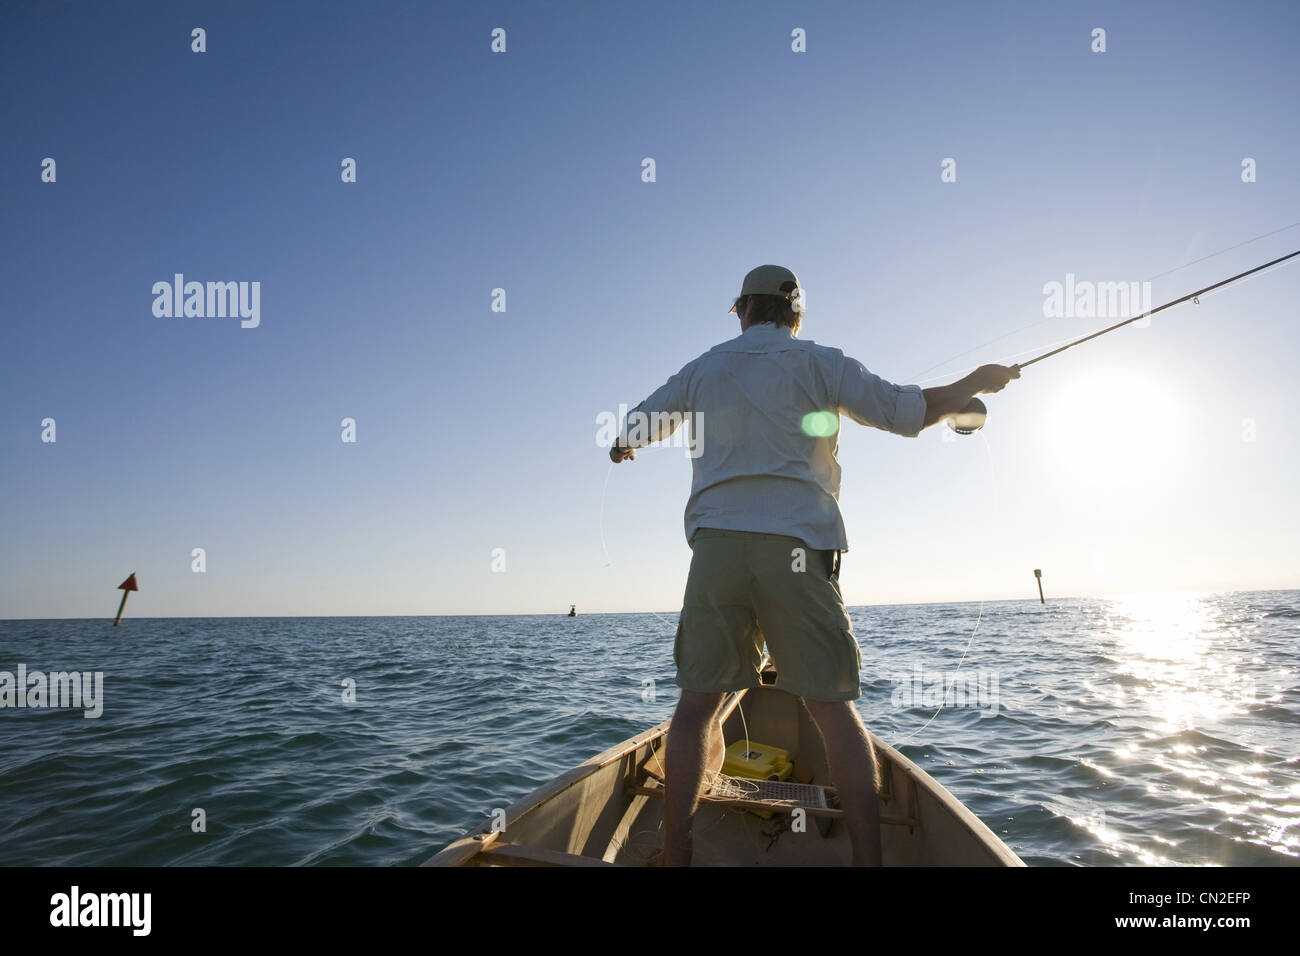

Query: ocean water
[1,589,1296,866]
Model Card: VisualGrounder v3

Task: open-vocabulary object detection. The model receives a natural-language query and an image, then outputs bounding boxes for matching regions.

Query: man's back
[621,322,927,551]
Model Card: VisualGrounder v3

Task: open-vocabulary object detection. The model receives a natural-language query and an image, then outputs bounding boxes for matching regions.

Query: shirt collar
[712,322,809,355]
[741,322,795,340]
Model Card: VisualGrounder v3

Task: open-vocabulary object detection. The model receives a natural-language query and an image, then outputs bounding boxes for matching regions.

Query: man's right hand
[610,444,636,463]
[921,364,1020,429]
[973,364,1020,394]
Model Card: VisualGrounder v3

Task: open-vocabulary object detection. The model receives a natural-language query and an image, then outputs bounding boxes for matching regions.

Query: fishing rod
[947,249,1300,434]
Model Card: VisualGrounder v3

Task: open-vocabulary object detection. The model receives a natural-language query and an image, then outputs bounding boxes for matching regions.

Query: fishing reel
[945,397,988,435]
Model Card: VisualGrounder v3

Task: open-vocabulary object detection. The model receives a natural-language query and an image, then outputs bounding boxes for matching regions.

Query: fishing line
[1013,248,1300,371]
[644,691,753,784]
[905,222,1300,384]
[1144,220,1300,284]
[629,694,757,862]
[1189,253,1300,300]
[599,456,685,633]
[601,452,752,771]
[599,460,615,567]
[914,333,1081,386]
[890,429,996,748]
[934,247,1300,436]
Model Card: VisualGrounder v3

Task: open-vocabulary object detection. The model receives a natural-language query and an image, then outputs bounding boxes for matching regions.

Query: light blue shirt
[619,323,927,552]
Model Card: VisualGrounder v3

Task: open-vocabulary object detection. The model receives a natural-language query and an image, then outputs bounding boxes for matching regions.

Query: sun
[1045,364,1185,492]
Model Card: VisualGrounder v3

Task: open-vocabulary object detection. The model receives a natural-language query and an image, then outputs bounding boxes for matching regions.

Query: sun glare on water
[1104,591,1255,731]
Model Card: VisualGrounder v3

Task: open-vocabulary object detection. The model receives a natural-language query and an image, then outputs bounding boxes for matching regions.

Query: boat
[424,664,1024,866]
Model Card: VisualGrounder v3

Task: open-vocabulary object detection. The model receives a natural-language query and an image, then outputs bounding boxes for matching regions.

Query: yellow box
[722,740,793,781]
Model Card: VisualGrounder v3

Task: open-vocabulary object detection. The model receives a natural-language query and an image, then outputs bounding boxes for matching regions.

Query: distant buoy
[114,572,138,626]
[568,604,577,617]
[1033,569,1044,605]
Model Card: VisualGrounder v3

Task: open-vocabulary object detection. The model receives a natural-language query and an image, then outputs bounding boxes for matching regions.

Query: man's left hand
[610,444,636,463]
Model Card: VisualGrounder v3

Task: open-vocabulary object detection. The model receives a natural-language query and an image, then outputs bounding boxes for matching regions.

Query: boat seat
[480,843,623,867]
[630,773,845,819]
[630,765,917,827]
[707,774,833,814]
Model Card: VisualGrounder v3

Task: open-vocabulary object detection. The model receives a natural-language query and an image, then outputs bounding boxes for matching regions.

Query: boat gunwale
[422,690,746,866]
[424,685,1025,867]
[867,721,1026,867]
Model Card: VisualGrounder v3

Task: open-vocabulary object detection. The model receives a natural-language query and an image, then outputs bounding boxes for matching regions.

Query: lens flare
[801,411,839,437]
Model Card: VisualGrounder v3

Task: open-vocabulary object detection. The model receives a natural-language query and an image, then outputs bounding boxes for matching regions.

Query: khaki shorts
[674,528,861,702]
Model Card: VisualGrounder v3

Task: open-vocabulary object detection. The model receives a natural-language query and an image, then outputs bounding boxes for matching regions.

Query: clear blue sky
[2,0,1297,618]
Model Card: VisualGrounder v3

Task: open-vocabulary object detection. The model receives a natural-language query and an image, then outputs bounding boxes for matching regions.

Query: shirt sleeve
[618,368,690,448]
[837,356,927,437]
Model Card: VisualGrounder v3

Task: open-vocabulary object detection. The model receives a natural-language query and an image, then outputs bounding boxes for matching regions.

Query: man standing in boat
[611,264,1017,866]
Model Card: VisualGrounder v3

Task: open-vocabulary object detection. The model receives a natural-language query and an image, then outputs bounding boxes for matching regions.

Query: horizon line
[3,586,1293,623]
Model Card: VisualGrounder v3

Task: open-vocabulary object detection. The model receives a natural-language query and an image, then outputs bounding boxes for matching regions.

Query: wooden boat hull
[425,681,1024,867]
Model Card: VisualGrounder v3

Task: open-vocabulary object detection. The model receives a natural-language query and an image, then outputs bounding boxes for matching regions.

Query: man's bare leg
[705,717,725,776]
[802,697,883,866]
[663,689,726,866]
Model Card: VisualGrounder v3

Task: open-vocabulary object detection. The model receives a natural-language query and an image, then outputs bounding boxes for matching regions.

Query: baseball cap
[728,264,804,313]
